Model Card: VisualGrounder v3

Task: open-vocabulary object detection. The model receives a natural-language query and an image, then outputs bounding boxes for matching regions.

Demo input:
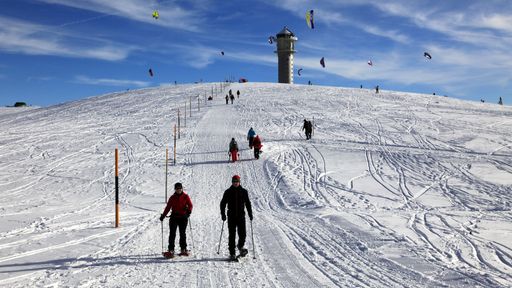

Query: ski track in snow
[0,83,511,287]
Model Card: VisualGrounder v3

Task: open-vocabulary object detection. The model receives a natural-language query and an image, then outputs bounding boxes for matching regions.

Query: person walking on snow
[230,94,235,104]
[229,138,239,162]
[252,135,262,159]
[220,175,253,260]
[247,127,256,149]
[237,90,240,98]
[225,94,229,105]
[160,182,193,258]
[302,119,312,140]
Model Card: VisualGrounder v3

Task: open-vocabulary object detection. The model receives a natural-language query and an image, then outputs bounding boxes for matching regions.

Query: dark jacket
[220,185,253,219]
[302,120,312,132]
[229,139,238,152]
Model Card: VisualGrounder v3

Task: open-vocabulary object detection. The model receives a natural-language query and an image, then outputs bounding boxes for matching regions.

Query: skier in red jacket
[160,182,193,258]
[252,135,262,159]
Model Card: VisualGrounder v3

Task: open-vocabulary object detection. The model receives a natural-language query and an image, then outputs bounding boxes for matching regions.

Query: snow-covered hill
[0,83,511,287]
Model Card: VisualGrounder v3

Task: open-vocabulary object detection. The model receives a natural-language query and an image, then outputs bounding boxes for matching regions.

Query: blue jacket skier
[247,127,256,148]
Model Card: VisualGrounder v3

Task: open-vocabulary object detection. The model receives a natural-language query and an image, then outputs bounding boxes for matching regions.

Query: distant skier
[237,90,240,98]
[498,97,503,105]
[230,94,235,104]
[220,175,253,261]
[160,182,193,258]
[302,119,312,140]
[252,135,262,159]
[247,127,256,148]
[229,138,239,162]
[375,85,379,94]
[225,95,229,105]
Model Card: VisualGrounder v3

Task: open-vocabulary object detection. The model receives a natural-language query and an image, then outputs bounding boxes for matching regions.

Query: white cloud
[37,0,203,32]
[0,16,134,61]
[74,75,150,87]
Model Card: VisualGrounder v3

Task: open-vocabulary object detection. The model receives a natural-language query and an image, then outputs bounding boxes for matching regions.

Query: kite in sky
[298,68,303,76]
[152,11,159,19]
[306,10,314,29]
[149,68,154,77]
[367,60,373,66]
[320,57,325,68]
[424,52,432,59]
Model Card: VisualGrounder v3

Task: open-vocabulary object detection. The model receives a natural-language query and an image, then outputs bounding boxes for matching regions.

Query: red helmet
[232,175,241,182]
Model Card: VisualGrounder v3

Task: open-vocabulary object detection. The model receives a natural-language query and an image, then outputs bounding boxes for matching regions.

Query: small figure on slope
[229,138,239,162]
[302,119,312,140]
[252,135,262,159]
[220,175,253,261]
[247,127,256,149]
[160,182,193,258]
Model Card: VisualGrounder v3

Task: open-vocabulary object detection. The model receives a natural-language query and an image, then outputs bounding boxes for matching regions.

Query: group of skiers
[160,90,314,261]
[229,127,263,162]
[225,89,241,104]
[160,175,252,261]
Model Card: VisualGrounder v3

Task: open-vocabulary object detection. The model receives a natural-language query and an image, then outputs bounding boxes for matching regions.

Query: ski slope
[0,83,511,287]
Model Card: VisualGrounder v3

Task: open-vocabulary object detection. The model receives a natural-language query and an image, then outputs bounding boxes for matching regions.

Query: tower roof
[276,26,295,38]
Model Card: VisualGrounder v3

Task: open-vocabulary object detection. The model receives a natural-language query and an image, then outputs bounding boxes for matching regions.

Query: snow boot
[239,248,248,257]
[179,249,189,256]
[163,251,175,259]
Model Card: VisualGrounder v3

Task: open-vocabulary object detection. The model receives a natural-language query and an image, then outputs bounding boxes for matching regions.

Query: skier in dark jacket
[247,127,256,148]
[220,175,253,260]
[225,95,229,105]
[236,90,240,98]
[160,182,193,258]
[230,94,235,104]
[229,138,239,162]
[302,119,312,140]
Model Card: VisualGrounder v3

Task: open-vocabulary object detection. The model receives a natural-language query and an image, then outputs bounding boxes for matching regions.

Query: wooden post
[173,125,177,165]
[165,147,168,202]
[312,116,315,137]
[178,109,181,139]
[115,148,119,228]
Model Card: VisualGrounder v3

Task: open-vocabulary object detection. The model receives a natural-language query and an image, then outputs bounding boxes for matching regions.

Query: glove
[187,210,191,217]
[249,214,253,221]
[221,214,226,221]
[159,214,165,222]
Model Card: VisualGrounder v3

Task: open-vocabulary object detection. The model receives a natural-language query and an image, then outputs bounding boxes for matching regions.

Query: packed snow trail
[0,83,511,287]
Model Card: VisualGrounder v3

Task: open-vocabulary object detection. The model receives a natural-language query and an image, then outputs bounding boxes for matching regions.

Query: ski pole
[217,221,225,254]
[161,220,164,253]
[188,217,195,251]
[250,220,256,259]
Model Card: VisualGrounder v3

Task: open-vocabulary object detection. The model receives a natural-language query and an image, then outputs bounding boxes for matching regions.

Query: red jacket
[253,136,263,149]
[162,192,193,217]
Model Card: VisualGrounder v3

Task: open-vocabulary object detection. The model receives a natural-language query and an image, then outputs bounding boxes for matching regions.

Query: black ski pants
[168,216,188,251]
[305,129,312,140]
[227,216,246,255]
[254,147,261,159]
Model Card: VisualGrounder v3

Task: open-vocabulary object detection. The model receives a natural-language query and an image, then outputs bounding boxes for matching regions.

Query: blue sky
[1,0,511,106]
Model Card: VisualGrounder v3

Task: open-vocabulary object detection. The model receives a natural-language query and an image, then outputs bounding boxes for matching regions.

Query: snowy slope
[0,83,511,287]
